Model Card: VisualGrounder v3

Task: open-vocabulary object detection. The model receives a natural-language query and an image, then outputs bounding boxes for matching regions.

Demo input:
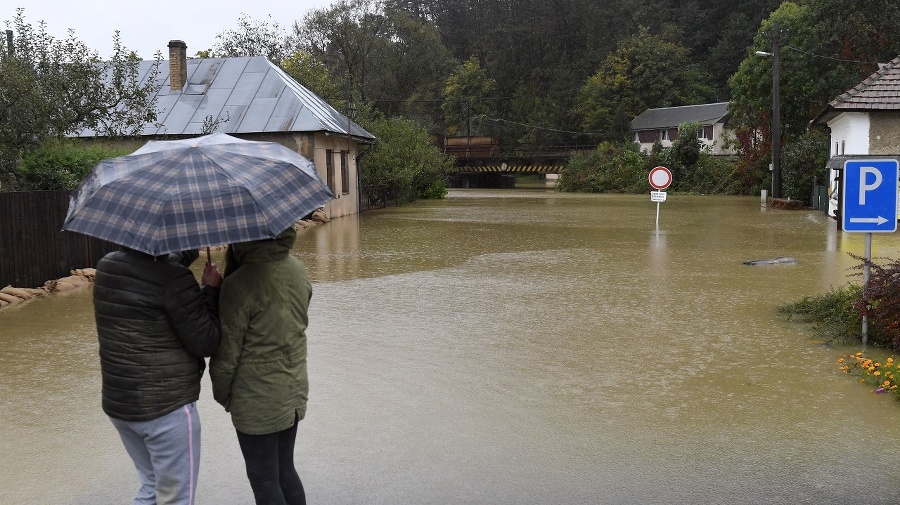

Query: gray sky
[5,0,335,59]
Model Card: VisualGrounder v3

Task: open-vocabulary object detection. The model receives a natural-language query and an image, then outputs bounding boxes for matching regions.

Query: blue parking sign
[842,159,899,233]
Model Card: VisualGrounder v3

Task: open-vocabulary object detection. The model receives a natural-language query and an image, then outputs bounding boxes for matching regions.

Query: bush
[778,284,863,345]
[557,141,646,193]
[19,140,132,190]
[854,256,900,350]
[359,115,453,205]
[781,129,829,201]
[674,154,743,195]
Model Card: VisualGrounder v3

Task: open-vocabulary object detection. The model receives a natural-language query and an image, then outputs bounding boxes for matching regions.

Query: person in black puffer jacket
[93,248,222,505]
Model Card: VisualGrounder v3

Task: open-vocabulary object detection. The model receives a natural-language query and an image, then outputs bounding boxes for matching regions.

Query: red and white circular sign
[649,166,673,190]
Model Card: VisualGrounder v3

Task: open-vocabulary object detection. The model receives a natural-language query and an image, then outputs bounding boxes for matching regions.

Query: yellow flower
[888,357,894,364]
[838,358,845,364]
[884,381,891,387]
[892,385,897,390]
[875,362,882,367]
[869,366,876,372]
[875,371,882,377]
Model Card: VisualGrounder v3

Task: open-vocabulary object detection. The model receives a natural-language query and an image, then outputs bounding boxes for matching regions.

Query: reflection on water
[4,190,900,504]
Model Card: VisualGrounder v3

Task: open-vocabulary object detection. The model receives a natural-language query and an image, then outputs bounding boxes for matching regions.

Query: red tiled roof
[814,55,900,124]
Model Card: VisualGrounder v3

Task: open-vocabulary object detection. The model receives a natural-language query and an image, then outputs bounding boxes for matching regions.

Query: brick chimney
[168,40,187,92]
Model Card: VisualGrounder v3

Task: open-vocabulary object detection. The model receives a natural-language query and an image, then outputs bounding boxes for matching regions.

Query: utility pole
[756,24,782,199]
[771,27,782,199]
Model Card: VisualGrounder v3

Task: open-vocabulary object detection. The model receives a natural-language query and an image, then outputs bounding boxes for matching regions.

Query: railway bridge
[438,135,593,188]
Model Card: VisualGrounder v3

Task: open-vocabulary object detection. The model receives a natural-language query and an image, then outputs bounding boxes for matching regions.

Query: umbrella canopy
[62,133,335,256]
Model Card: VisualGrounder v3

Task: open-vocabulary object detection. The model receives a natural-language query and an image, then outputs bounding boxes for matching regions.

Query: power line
[481,115,605,136]
[783,45,882,65]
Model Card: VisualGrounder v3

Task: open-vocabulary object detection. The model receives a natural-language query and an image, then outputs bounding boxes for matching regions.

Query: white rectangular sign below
[650,191,667,202]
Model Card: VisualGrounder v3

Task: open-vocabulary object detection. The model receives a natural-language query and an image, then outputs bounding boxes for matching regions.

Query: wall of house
[308,132,359,219]
[257,132,360,219]
[870,111,900,154]
[710,125,736,155]
[824,112,871,219]
[635,124,736,155]
[827,112,870,156]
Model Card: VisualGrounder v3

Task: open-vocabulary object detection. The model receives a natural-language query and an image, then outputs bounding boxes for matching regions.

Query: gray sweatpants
[109,402,202,505]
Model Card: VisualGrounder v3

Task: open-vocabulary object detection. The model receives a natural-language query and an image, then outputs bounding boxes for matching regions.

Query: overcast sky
[5,0,336,59]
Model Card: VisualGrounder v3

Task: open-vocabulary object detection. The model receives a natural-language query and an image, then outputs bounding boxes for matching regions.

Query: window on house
[696,128,705,140]
[326,149,335,194]
[340,151,350,194]
[660,130,668,141]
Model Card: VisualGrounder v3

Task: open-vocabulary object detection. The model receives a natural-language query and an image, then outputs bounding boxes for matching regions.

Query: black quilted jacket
[93,249,220,421]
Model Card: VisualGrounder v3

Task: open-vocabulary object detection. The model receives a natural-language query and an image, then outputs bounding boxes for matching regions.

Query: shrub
[853,256,900,350]
[781,129,829,201]
[778,284,863,345]
[557,141,646,193]
[19,140,132,190]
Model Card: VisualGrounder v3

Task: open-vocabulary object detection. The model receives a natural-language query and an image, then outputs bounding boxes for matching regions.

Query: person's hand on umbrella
[202,263,223,288]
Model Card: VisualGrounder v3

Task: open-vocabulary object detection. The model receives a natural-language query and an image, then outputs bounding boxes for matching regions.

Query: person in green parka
[210,226,310,505]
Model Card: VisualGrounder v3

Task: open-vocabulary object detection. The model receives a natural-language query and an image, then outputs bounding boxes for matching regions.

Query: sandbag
[0,292,21,304]
[1,286,35,300]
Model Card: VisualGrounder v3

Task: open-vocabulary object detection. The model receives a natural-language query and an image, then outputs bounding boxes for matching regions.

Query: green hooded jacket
[210,227,311,435]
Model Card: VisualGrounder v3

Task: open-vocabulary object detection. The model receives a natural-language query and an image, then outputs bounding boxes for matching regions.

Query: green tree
[780,127,828,201]
[576,26,715,141]
[204,14,291,63]
[295,0,454,125]
[359,114,453,205]
[441,57,496,136]
[0,9,160,190]
[368,6,455,125]
[295,0,390,103]
[281,51,346,103]
[667,122,703,182]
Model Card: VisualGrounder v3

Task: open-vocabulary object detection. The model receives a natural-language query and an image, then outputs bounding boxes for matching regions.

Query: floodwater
[4,189,900,505]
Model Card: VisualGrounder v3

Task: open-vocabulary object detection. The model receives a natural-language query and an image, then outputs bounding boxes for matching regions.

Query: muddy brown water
[3,190,900,504]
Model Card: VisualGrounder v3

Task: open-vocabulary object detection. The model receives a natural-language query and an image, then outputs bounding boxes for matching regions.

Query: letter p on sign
[859,166,883,205]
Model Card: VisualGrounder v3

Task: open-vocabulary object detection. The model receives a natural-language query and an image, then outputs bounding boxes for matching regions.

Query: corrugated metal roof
[77,55,375,142]
[630,102,730,130]
[814,55,900,124]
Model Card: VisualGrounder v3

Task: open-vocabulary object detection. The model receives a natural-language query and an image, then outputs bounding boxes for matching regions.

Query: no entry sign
[649,166,672,190]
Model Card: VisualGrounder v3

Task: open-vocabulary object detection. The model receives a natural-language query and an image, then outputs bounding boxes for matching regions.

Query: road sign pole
[862,233,872,344]
[656,201,661,227]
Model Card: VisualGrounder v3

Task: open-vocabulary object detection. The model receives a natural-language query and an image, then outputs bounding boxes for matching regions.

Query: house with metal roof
[813,55,900,218]
[630,102,735,155]
[78,40,375,219]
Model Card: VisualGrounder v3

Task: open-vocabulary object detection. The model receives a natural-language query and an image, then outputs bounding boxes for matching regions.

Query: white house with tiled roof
[813,55,900,218]
[630,102,736,154]
[78,40,376,218]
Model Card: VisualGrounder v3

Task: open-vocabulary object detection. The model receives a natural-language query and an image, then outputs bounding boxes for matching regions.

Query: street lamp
[755,27,782,199]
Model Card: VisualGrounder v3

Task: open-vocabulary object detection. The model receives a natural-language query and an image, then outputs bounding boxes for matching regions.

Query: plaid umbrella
[62,133,335,256]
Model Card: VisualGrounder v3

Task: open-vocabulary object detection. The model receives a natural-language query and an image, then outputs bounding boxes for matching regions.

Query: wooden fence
[0,191,117,289]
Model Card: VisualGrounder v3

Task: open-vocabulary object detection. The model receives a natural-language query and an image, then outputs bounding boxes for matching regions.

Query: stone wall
[870,111,900,154]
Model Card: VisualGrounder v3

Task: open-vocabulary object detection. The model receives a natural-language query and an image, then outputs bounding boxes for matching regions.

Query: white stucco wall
[825,112,871,218]
[827,113,870,156]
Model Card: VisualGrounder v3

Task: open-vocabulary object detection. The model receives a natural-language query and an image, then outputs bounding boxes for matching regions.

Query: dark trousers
[235,415,306,505]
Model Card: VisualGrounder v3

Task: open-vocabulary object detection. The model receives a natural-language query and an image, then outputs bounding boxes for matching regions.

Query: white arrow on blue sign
[842,159,899,233]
